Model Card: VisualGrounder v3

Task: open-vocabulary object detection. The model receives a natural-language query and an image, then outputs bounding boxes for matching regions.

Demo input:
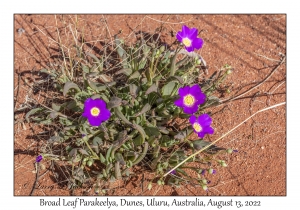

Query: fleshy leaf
[129,84,138,97]
[116,68,132,76]
[88,80,107,91]
[128,71,140,80]
[107,96,122,109]
[51,103,61,112]
[63,81,80,96]
[78,149,89,156]
[25,107,43,123]
[145,84,158,95]
[134,103,151,117]
[162,81,176,96]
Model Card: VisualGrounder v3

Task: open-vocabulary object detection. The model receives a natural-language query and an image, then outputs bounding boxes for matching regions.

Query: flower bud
[87,160,93,167]
[227,149,233,154]
[221,162,227,167]
[148,182,152,190]
[202,185,208,191]
[159,45,165,52]
[198,169,206,175]
[196,59,201,65]
[226,69,232,74]
[36,155,43,163]
[94,187,100,195]
[208,168,216,174]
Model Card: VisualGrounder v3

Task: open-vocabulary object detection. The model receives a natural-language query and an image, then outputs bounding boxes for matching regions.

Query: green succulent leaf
[145,84,158,95]
[168,76,184,84]
[133,134,144,146]
[128,70,140,80]
[193,140,226,154]
[51,103,61,112]
[134,103,151,117]
[25,107,43,123]
[132,142,149,165]
[106,146,114,163]
[49,111,58,119]
[39,119,52,125]
[114,35,126,58]
[99,153,106,163]
[81,64,90,73]
[129,84,138,97]
[115,153,126,165]
[86,53,101,66]
[69,148,78,157]
[162,81,176,96]
[99,74,112,83]
[78,148,89,156]
[116,68,132,76]
[114,161,122,179]
[88,80,107,92]
[40,68,57,77]
[63,81,80,97]
[107,96,122,109]
[114,107,132,125]
[144,126,161,137]
[132,122,148,141]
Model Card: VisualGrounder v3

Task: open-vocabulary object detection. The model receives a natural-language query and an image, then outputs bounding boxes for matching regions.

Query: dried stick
[163,101,286,177]
[220,56,285,103]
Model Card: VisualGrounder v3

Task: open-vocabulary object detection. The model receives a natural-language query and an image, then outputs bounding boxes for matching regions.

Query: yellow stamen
[91,107,100,116]
[182,38,192,47]
[193,122,202,132]
[183,94,195,107]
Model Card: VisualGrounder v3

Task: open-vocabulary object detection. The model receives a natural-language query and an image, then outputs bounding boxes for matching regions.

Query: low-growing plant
[27,24,236,193]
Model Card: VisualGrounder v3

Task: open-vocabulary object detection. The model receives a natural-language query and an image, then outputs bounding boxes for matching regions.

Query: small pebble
[17,28,25,35]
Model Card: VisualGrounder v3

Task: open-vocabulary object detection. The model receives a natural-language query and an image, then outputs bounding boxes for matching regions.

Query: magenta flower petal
[185,46,195,52]
[189,115,197,124]
[82,98,111,127]
[174,98,184,107]
[179,86,190,96]
[190,114,214,138]
[176,25,204,52]
[170,169,176,175]
[198,113,212,127]
[182,25,190,35]
[184,105,198,115]
[176,33,183,42]
[192,37,204,49]
[174,84,206,114]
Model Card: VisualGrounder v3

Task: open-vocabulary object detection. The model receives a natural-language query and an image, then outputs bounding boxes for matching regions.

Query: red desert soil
[14,14,286,196]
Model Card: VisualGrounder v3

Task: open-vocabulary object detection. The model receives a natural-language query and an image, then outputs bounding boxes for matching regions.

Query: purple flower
[209,168,216,174]
[170,170,176,175]
[189,114,214,138]
[201,169,206,175]
[233,150,238,153]
[36,155,43,163]
[174,84,206,114]
[82,98,111,127]
[176,25,204,52]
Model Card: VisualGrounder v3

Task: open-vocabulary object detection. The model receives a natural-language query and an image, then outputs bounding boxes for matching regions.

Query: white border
[4,0,297,209]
